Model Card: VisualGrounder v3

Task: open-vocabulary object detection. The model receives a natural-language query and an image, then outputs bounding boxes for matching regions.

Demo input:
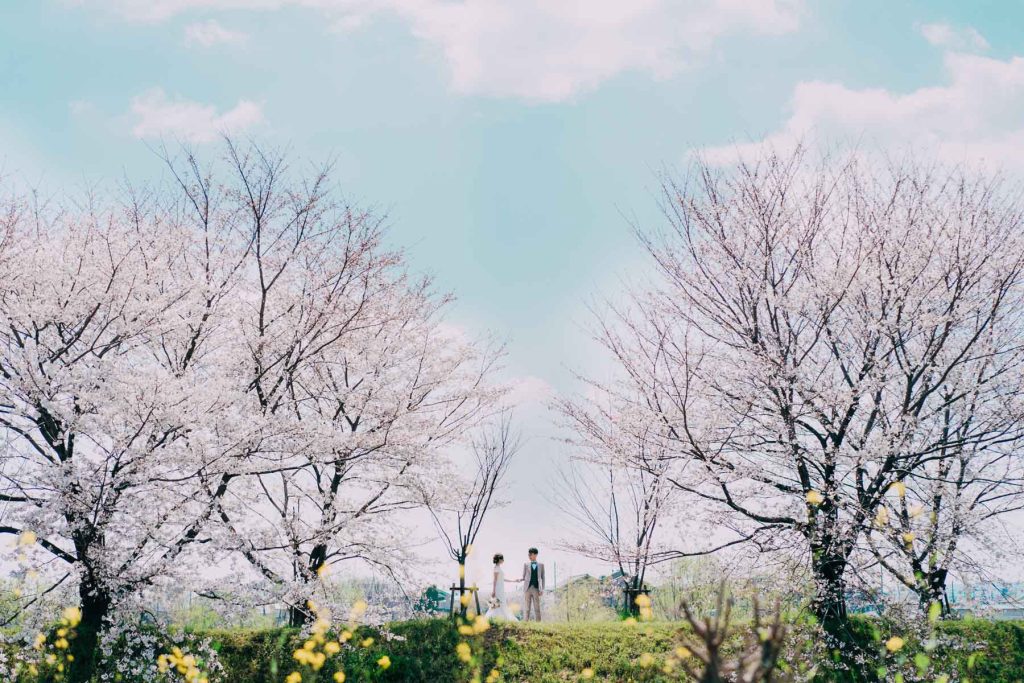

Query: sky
[3,0,1024,589]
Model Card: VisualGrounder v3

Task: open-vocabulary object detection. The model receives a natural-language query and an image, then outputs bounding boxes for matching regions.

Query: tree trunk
[917,568,950,616]
[287,577,315,627]
[288,603,312,627]
[68,577,112,683]
[458,551,469,617]
[288,545,329,627]
[625,574,643,616]
[810,550,849,642]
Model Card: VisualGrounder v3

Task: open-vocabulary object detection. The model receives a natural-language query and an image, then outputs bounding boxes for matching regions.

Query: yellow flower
[675,646,691,659]
[18,530,37,546]
[459,564,466,579]
[33,633,46,650]
[581,668,595,679]
[458,625,475,636]
[312,619,330,638]
[340,630,352,643]
[317,564,330,578]
[806,490,824,505]
[62,606,82,628]
[486,668,500,682]
[902,532,915,544]
[377,655,391,669]
[885,636,905,652]
[456,642,472,663]
[286,672,303,683]
[324,641,341,655]
[54,638,69,650]
[360,637,374,648]
[333,673,346,683]
[890,482,906,497]
[875,508,889,527]
[351,600,368,617]
[638,653,655,668]
[634,594,651,608]
[473,616,491,634]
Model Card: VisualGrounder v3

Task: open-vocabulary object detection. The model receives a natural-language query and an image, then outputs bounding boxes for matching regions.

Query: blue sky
[3,0,1024,583]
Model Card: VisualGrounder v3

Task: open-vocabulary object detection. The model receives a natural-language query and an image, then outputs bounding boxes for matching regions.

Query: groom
[521,547,545,621]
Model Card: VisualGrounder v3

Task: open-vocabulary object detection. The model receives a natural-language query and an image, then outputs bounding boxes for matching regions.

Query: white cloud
[72,0,803,101]
[377,0,802,102]
[129,89,264,142]
[505,375,554,408]
[702,51,1024,170]
[184,19,248,46]
[67,0,282,22]
[919,22,988,52]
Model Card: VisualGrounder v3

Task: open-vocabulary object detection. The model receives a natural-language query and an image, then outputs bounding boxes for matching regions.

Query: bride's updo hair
[493,553,504,565]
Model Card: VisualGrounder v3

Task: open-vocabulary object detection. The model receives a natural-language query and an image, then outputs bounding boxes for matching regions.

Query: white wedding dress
[485,564,518,621]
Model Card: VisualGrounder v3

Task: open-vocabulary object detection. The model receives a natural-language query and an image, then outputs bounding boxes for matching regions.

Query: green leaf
[928,601,942,623]
[915,653,930,672]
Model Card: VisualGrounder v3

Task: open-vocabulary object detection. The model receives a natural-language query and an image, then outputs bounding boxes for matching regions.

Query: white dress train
[485,564,518,621]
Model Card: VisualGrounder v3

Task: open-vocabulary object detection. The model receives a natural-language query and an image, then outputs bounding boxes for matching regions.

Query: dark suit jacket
[522,561,545,590]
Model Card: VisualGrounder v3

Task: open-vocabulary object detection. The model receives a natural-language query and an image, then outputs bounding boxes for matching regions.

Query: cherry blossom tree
[0,139,506,683]
[865,436,1024,615]
[157,141,505,625]
[424,412,520,616]
[582,147,1024,646]
[0,186,248,681]
[554,397,672,607]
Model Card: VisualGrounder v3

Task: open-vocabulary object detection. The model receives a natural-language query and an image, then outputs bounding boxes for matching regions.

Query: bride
[485,553,520,621]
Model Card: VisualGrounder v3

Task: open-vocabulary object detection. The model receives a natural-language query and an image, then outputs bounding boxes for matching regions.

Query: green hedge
[207,621,693,682]
[934,619,1024,683]
[199,619,1024,682]
[7,618,1023,681]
